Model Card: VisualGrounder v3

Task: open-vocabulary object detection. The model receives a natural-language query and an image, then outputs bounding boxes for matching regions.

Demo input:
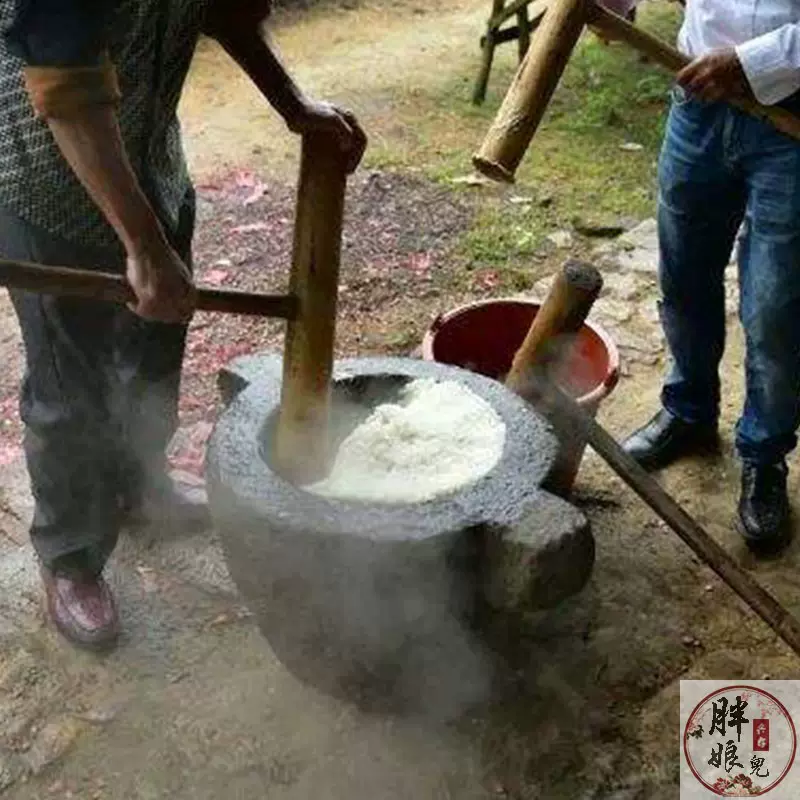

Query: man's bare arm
[205,4,367,172]
[44,105,195,322]
[7,0,195,323]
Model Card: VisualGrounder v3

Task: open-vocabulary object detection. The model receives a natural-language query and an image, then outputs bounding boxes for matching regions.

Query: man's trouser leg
[4,212,127,576]
[113,189,195,505]
[658,89,746,426]
[735,113,800,466]
[4,190,194,574]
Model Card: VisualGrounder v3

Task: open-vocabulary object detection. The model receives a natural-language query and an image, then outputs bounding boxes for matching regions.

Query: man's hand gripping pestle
[506,262,800,660]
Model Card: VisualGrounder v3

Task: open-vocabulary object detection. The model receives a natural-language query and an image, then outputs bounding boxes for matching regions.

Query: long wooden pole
[547,383,800,658]
[587,3,800,142]
[0,258,298,319]
[473,0,589,183]
[507,265,800,657]
[273,134,348,484]
[474,1,800,183]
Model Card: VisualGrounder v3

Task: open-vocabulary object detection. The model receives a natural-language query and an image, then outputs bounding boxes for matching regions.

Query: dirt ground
[1,1,799,798]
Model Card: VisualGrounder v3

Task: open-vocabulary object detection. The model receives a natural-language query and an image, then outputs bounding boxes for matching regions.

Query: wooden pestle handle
[273,133,348,485]
[505,258,800,659]
[587,3,800,142]
[0,258,299,319]
[505,258,603,397]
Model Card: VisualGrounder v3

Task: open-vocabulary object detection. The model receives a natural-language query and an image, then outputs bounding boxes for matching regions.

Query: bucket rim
[421,296,621,406]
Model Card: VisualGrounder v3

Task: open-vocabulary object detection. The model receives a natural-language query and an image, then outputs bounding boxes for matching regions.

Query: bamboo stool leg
[517,6,531,59]
[273,133,347,485]
[473,0,507,105]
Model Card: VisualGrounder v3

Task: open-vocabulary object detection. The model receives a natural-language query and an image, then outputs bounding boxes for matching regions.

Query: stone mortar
[207,354,594,711]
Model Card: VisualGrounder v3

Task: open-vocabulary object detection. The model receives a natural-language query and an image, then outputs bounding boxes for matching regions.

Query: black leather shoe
[738,462,792,554]
[622,408,719,471]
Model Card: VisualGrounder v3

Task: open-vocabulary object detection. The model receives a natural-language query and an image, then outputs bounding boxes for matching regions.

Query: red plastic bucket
[421,298,620,494]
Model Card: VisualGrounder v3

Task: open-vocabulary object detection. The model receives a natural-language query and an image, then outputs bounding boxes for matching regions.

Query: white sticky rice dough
[306,378,506,504]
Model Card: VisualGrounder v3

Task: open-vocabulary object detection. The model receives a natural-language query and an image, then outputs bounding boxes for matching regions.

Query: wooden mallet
[507,260,800,660]
[0,133,348,486]
[473,0,800,183]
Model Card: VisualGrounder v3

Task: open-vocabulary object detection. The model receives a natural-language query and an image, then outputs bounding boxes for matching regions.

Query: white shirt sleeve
[736,24,800,105]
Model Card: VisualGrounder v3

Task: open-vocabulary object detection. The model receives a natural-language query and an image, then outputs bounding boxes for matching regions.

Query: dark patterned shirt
[0,0,211,249]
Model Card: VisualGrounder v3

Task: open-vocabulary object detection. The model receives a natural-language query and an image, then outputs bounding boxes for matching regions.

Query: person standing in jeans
[621,1,800,553]
[0,0,366,649]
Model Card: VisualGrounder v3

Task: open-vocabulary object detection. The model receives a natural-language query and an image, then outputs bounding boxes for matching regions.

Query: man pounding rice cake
[0,0,366,650]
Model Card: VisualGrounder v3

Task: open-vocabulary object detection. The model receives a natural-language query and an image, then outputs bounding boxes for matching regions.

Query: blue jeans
[659,86,800,465]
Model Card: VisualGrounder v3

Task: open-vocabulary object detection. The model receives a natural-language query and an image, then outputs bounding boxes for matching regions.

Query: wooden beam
[490,0,548,30]
[473,0,509,105]
[517,6,532,59]
[481,22,542,49]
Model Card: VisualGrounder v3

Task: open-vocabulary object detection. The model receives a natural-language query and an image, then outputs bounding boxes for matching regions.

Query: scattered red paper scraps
[201,269,229,286]
[243,184,267,206]
[168,420,214,478]
[407,252,432,275]
[0,440,22,467]
[234,170,258,188]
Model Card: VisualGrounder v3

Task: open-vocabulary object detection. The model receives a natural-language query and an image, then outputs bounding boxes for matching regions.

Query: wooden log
[473,0,589,181]
[481,19,545,49]
[587,3,800,143]
[505,259,602,399]
[273,133,348,484]
[0,258,299,319]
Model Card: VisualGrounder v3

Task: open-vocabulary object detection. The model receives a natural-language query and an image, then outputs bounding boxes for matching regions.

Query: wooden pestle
[506,261,800,659]
[473,0,588,183]
[505,258,603,402]
[505,258,602,495]
[474,0,800,184]
[272,133,348,485]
